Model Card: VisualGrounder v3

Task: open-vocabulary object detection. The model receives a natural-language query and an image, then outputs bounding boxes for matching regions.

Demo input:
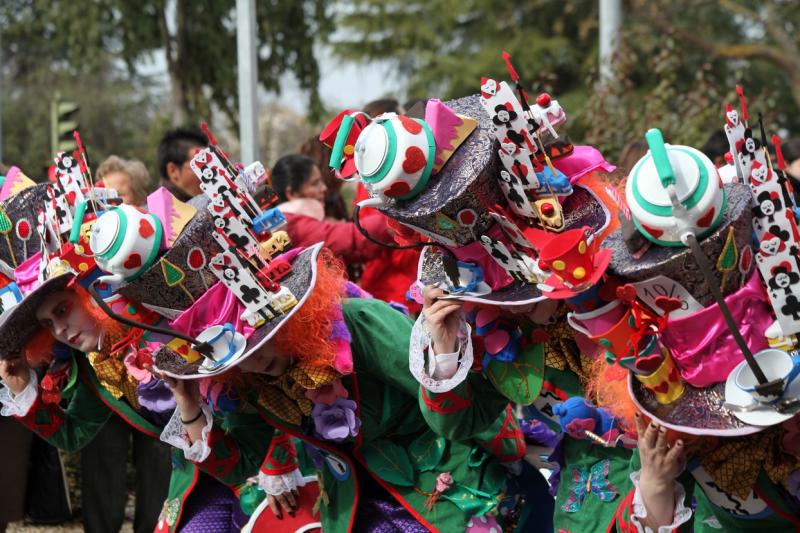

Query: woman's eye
[40,319,53,330]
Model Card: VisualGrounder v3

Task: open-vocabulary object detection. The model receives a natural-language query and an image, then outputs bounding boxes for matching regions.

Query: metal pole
[236,0,259,164]
[599,0,622,82]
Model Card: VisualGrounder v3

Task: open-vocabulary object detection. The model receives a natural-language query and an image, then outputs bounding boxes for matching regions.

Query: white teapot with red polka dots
[89,204,164,287]
[352,112,436,201]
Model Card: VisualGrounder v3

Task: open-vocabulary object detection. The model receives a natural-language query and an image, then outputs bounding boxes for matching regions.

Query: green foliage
[334,0,800,164]
[335,0,597,101]
[0,0,330,176]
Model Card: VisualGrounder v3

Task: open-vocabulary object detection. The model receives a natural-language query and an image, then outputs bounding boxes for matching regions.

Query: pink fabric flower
[435,472,453,493]
[305,379,348,406]
[124,350,153,384]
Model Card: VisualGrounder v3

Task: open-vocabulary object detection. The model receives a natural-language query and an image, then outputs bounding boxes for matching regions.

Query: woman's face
[102,171,142,206]
[237,342,291,376]
[289,165,327,203]
[36,290,101,352]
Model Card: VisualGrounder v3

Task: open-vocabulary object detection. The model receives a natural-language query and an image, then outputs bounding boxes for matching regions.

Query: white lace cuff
[257,468,307,496]
[629,470,692,533]
[409,313,473,393]
[160,403,214,462]
[427,342,460,380]
[0,369,38,417]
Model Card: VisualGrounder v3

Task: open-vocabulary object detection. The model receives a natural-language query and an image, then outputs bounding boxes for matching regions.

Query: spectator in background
[617,140,648,175]
[97,155,152,207]
[781,138,800,180]
[156,126,208,202]
[701,129,731,167]
[298,136,348,220]
[0,163,33,533]
[269,154,392,265]
[88,156,173,533]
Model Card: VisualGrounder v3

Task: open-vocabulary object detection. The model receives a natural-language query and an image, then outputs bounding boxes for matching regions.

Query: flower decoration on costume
[425,471,454,510]
[124,349,154,384]
[311,397,361,442]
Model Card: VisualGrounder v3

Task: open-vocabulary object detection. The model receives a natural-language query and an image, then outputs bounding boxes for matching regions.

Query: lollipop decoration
[0,208,17,267]
[160,258,195,303]
[186,247,209,291]
[15,218,31,262]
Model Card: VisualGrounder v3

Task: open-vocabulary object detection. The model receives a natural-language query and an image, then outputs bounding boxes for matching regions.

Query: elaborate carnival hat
[321,58,616,307]
[607,123,799,435]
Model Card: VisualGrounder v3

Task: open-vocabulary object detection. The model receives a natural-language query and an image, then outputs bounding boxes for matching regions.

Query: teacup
[734,348,800,404]
[567,299,627,337]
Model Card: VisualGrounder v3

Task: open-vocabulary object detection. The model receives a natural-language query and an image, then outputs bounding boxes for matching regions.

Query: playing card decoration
[479,69,571,231]
[725,89,800,334]
[188,126,299,329]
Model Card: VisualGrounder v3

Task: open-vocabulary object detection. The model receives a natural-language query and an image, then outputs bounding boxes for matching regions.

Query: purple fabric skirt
[353,465,429,533]
[178,473,248,533]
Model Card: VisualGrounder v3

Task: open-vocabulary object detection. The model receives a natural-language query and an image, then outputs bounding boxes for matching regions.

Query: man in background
[156,126,208,202]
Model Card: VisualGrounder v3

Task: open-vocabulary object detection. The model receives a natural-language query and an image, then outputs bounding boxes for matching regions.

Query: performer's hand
[267,489,299,519]
[423,285,463,355]
[159,373,202,420]
[635,412,685,529]
[0,357,31,395]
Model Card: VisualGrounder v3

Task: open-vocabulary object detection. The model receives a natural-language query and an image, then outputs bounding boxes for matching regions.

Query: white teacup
[734,348,800,404]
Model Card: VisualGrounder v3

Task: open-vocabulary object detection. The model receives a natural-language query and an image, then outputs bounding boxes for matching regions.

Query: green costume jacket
[10,354,269,532]
[190,298,526,533]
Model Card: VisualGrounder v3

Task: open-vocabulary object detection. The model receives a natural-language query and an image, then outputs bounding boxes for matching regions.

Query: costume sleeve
[161,404,273,486]
[0,369,39,417]
[612,470,693,533]
[3,369,112,452]
[347,299,525,462]
[256,430,305,496]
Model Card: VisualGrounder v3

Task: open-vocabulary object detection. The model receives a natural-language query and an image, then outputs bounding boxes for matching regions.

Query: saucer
[724,359,800,426]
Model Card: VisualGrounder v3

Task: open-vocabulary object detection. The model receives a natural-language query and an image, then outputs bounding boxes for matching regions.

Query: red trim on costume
[260,431,299,476]
[77,358,160,439]
[479,404,525,463]
[608,488,636,533]
[753,485,800,527]
[420,385,471,414]
[541,380,570,401]
[350,373,441,533]
[14,391,64,438]
[172,467,200,533]
[254,408,360,532]
[201,427,242,479]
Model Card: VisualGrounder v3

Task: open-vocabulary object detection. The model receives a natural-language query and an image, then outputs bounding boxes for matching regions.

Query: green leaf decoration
[160,258,186,287]
[716,226,738,273]
[440,484,498,516]
[408,430,446,472]
[361,438,415,487]
[486,342,544,405]
[0,209,11,234]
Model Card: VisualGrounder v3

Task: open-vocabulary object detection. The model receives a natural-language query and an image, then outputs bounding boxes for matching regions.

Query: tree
[110,0,333,125]
[333,0,800,163]
[333,0,599,107]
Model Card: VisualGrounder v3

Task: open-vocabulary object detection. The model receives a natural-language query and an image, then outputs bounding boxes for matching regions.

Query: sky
[274,47,400,113]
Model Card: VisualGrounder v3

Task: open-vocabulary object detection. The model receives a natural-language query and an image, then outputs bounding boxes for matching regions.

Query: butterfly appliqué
[560,459,619,513]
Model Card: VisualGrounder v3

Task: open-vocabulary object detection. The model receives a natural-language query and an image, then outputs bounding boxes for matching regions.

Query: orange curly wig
[271,248,348,368]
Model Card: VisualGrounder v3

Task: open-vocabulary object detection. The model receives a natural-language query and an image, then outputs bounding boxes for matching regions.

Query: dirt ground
[8,521,133,532]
